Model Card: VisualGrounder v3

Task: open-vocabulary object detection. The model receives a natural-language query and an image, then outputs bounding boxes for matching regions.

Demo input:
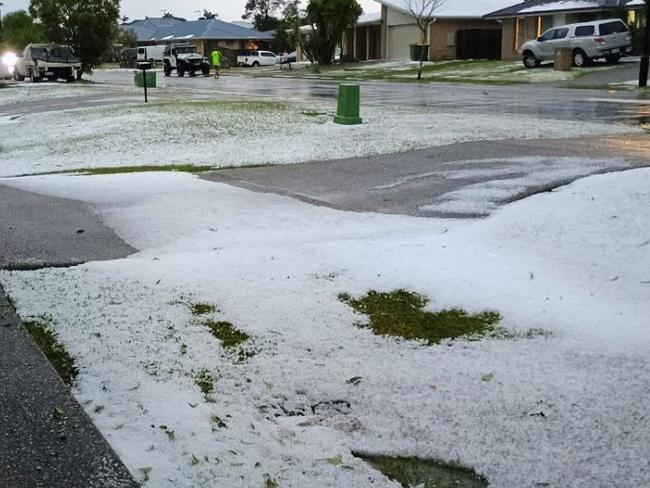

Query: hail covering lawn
[1,167,648,488]
[0,99,637,177]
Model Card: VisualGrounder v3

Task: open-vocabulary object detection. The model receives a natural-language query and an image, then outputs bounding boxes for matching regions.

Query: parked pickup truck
[237,51,278,67]
[14,43,81,82]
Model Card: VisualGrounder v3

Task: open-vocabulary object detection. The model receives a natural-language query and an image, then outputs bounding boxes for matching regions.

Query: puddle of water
[354,453,489,488]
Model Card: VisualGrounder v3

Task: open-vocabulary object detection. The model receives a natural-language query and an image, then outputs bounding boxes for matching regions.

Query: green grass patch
[354,453,488,488]
[189,302,218,316]
[203,320,250,348]
[339,290,502,345]
[24,320,78,386]
[128,100,289,113]
[72,164,215,175]
[194,369,215,395]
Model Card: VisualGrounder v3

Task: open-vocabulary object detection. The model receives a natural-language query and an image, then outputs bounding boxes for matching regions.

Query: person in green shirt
[211,50,222,79]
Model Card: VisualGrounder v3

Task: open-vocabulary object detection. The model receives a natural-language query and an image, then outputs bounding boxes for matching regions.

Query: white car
[520,18,632,68]
[237,51,277,67]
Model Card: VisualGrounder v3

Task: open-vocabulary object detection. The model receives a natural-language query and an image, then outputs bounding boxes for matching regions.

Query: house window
[628,10,636,26]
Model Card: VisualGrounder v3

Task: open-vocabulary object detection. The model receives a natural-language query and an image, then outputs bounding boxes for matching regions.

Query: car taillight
[593,37,606,44]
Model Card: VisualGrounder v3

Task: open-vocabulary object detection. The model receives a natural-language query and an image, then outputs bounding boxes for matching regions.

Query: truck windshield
[30,45,78,62]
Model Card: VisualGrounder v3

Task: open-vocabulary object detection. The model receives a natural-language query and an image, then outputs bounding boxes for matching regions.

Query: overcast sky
[2,0,380,22]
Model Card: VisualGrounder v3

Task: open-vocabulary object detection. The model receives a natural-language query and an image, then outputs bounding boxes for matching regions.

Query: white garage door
[388,24,420,59]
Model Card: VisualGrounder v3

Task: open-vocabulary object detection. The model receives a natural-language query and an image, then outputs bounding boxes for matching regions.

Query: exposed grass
[14,162,274,178]
[127,100,289,113]
[203,320,250,348]
[189,302,218,316]
[67,164,214,175]
[339,290,502,345]
[354,453,488,488]
[194,369,215,396]
[24,320,78,386]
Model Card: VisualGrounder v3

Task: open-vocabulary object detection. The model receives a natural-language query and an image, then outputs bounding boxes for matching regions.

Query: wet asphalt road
[2,69,650,126]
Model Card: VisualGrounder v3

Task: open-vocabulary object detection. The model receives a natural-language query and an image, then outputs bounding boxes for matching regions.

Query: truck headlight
[1,52,18,73]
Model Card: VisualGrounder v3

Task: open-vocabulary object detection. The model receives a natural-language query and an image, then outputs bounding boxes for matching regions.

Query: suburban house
[484,0,647,60]
[121,18,273,62]
[344,0,515,61]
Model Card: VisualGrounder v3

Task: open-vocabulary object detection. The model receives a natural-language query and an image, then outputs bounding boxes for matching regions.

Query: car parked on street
[237,51,278,67]
[14,44,82,82]
[520,18,632,68]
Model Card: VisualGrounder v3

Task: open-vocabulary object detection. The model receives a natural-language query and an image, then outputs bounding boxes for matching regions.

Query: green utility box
[334,84,362,125]
[409,44,429,62]
[134,71,157,88]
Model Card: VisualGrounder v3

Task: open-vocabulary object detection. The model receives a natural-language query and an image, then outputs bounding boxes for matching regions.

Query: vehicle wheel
[30,69,40,83]
[605,54,621,64]
[522,51,540,69]
[572,49,589,68]
[66,76,76,83]
[164,63,172,77]
[178,68,185,77]
[252,61,260,67]
[14,71,25,82]
[189,69,197,77]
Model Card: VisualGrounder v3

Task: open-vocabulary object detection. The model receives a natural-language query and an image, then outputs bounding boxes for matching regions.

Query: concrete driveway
[203,134,650,218]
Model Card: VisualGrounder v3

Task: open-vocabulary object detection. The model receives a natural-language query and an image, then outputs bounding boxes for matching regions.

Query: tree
[281,0,306,57]
[199,10,218,20]
[406,0,447,79]
[243,0,284,31]
[117,27,137,48]
[29,0,121,72]
[303,0,361,66]
[0,10,46,51]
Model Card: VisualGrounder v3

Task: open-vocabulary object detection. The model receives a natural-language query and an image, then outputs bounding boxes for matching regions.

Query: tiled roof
[121,18,273,42]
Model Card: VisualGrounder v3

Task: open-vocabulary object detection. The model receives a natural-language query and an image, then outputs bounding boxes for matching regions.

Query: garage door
[388,24,420,59]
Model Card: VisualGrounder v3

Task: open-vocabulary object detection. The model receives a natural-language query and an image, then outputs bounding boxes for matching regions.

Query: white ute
[14,43,82,82]
[237,51,278,67]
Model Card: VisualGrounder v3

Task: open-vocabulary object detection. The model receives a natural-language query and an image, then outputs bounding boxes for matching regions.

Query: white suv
[520,18,632,68]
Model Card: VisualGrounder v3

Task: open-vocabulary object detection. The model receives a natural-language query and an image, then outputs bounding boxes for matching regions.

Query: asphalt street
[1,70,649,126]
